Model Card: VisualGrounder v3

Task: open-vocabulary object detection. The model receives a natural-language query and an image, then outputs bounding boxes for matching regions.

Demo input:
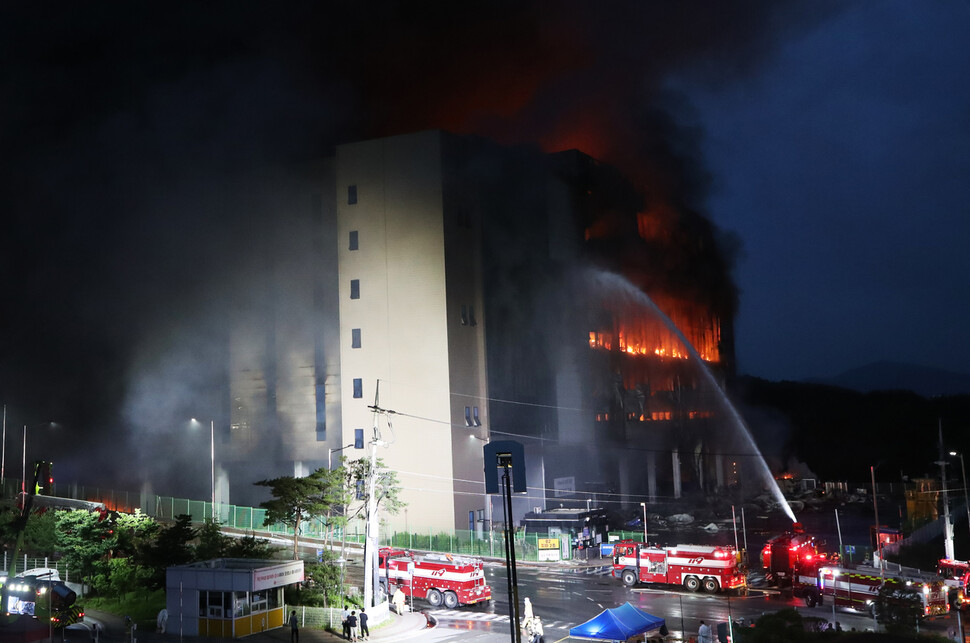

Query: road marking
[632,587,720,600]
[427,609,572,631]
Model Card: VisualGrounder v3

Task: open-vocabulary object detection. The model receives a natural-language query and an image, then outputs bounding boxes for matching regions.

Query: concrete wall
[337,131,458,532]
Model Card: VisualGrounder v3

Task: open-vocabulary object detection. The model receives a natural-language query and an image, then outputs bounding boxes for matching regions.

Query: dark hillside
[732,376,970,482]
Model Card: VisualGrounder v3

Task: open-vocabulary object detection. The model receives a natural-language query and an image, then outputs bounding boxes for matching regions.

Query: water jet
[589,269,797,523]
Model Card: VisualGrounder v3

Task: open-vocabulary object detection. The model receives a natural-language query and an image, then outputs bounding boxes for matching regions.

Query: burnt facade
[482,147,739,516]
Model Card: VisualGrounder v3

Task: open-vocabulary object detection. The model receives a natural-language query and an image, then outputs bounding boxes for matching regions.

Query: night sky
[2,2,969,487]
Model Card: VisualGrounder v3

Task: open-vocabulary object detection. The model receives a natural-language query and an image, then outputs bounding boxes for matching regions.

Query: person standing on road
[342,605,351,639]
[347,610,359,642]
[698,620,712,643]
[521,597,535,638]
[393,588,407,614]
[359,609,369,640]
[289,610,299,643]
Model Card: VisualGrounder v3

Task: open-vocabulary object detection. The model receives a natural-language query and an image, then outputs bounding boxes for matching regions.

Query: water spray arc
[590,269,797,523]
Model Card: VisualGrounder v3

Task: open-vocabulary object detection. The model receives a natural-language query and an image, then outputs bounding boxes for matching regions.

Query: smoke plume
[0,2,846,493]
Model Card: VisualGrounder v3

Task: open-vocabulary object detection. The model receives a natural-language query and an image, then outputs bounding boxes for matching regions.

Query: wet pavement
[79,609,433,643]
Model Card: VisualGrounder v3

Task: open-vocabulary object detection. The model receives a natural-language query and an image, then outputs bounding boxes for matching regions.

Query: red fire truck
[796,563,949,618]
[937,558,969,608]
[377,548,492,608]
[612,541,747,593]
[760,523,821,587]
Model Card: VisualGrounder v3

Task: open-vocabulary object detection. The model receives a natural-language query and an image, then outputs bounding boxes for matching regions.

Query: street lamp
[640,502,648,544]
[950,451,970,540]
[328,443,355,470]
[191,419,215,520]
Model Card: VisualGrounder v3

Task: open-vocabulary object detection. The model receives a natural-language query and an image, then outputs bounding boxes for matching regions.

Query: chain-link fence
[8,479,572,563]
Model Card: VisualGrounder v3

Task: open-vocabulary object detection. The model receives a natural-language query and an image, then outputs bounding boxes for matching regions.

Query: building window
[352,328,361,348]
[350,279,360,299]
[353,378,363,399]
[348,185,358,204]
[473,406,481,426]
[464,406,472,427]
[232,591,250,617]
[469,306,477,326]
[349,230,359,250]
[460,305,468,325]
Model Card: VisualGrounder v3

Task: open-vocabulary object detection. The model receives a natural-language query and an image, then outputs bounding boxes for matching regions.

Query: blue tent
[612,603,665,633]
[569,602,665,641]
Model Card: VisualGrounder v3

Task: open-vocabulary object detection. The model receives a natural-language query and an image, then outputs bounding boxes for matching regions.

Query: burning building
[223,129,739,532]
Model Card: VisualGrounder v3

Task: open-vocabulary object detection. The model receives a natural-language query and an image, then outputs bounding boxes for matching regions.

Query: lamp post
[470,434,494,556]
[640,502,648,544]
[939,421,955,561]
[950,451,970,540]
[871,464,884,571]
[327,443,353,552]
[191,419,215,520]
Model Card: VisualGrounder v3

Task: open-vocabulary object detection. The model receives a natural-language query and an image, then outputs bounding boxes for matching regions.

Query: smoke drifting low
[0,2,846,492]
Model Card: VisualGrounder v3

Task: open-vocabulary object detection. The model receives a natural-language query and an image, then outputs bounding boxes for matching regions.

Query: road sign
[538,538,561,561]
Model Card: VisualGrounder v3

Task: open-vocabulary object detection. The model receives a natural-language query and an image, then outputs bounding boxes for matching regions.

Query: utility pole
[2,404,6,485]
[364,383,393,609]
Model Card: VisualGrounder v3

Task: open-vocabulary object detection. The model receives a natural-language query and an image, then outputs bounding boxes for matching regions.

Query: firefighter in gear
[393,588,407,614]
[527,616,544,643]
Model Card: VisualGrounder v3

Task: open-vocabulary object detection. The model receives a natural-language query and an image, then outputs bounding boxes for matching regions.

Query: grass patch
[83,589,166,630]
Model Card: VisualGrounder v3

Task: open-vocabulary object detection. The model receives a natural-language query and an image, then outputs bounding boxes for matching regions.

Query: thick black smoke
[0,2,846,492]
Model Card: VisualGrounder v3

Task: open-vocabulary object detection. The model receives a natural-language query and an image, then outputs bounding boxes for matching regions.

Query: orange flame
[588,294,721,364]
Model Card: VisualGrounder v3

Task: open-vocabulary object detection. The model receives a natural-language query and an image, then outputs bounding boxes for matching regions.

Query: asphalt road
[407,564,964,642]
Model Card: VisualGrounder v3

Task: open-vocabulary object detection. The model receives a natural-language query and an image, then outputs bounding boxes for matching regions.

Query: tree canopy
[55,508,117,581]
[255,468,337,559]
